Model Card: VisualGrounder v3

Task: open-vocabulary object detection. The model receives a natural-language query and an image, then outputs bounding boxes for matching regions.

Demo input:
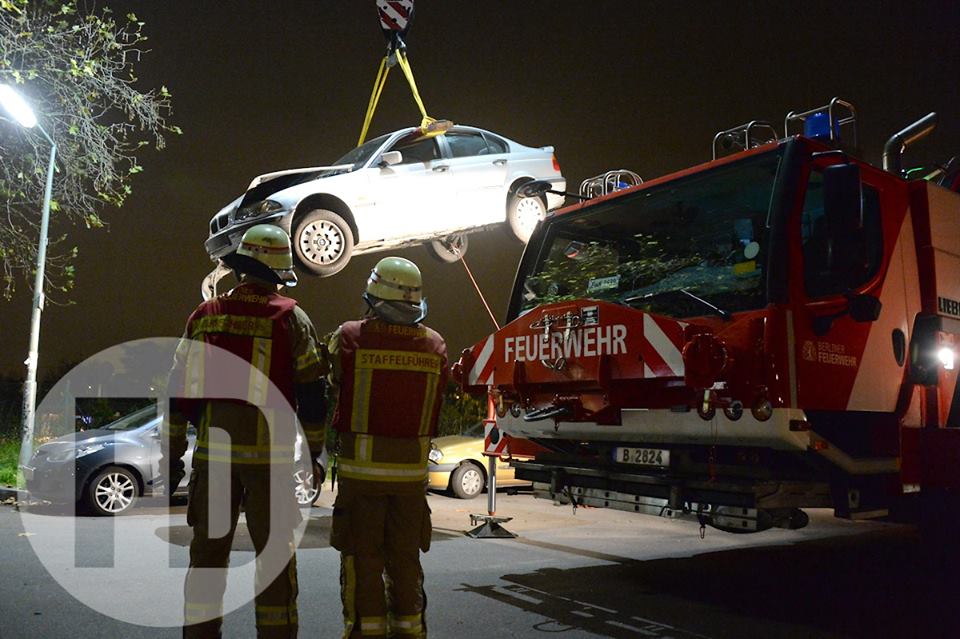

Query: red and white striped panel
[466,311,687,388]
[483,421,508,457]
[467,334,495,387]
[639,314,686,378]
[377,0,414,33]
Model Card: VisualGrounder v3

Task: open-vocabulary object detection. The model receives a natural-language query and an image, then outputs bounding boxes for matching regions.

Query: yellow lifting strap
[357,48,436,147]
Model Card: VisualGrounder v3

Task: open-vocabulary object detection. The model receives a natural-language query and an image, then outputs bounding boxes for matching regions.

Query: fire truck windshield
[517,151,782,320]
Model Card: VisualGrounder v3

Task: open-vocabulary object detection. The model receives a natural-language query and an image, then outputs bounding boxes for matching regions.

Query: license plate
[613,447,669,467]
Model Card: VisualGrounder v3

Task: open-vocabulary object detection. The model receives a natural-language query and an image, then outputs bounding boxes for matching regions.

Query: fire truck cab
[455,99,960,533]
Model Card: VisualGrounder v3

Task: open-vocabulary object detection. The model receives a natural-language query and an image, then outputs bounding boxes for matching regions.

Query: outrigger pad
[466,514,517,539]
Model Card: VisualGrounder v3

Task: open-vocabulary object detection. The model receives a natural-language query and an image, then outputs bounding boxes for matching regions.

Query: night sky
[1,0,958,379]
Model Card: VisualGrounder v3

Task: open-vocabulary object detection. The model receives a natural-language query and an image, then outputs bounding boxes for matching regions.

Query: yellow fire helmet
[366,256,422,302]
[235,224,298,286]
[364,256,427,324]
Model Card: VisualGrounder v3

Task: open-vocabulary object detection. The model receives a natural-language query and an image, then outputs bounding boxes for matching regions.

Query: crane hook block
[377,0,415,52]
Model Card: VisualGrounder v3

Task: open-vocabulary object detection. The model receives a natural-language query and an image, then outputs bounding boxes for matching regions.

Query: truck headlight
[235,199,285,221]
[938,347,955,371]
[428,445,443,463]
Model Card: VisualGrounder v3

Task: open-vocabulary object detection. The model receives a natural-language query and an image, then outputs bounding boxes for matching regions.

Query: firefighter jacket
[328,318,447,486]
[164,280,326,468]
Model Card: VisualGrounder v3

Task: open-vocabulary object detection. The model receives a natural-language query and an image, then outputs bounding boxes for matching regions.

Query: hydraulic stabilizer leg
[466,454,516,539]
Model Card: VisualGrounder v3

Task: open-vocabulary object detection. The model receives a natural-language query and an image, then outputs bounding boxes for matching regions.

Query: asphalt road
[1,488,957,639]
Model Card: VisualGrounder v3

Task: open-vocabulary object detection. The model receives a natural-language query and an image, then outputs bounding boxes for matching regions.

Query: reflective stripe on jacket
[336,432,431,484]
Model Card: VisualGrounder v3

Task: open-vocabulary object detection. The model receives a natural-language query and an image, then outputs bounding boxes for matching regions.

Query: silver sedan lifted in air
[204,125,565,287]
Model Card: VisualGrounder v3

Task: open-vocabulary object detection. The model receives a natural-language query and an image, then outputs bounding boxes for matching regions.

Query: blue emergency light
[804,111,840,142]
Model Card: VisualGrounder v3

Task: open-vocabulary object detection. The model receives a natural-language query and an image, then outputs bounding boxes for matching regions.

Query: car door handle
[433,165,449,172]
[493,159,507,166]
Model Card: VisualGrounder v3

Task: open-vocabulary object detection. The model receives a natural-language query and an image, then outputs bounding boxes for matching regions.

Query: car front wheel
[450,462,484,499]
[292,209,354,277]
[507,192,547,243]
[85,466,139,516]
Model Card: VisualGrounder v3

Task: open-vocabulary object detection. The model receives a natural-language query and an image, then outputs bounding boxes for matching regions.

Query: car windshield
[333,133,392,168]
[460,422,485,437]
[517,151,782,319]
[103,404,158,431]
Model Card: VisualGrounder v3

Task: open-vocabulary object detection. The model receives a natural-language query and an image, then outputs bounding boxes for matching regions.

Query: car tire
[294,466,321,507]
[292,209,354,277]
[450,462,485,499]
[428,232,468,263]
[507,192,547,243]
[84,466,140,516]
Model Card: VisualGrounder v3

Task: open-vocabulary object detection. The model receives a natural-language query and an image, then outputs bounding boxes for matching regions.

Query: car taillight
[552,154,560,172]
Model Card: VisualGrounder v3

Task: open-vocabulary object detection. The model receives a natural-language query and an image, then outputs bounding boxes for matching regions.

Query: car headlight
[44,448,75,463]
[75,443,106,459]
[428,445,443,463]
[235,199,285,221]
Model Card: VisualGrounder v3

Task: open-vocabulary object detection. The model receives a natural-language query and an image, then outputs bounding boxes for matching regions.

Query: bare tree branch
[0,0,179,299]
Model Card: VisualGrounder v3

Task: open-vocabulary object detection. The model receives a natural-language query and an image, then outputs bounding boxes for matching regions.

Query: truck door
[791,162,914,414]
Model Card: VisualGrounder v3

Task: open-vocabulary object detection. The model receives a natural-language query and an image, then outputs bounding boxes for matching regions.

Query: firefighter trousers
[183,466,300,639]
[330,479,432,638]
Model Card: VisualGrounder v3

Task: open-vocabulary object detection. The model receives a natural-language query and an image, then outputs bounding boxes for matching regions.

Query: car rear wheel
[428,232,468,263]
[294,467,321,506]
[507,192,547,243]
[293,209,354,277]
[450,462,485,499]
[85,466,139,516]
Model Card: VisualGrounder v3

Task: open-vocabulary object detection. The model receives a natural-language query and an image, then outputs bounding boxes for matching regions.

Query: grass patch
[0,436,21,487]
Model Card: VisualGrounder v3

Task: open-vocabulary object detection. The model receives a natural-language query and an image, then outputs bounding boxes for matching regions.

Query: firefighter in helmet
[162,224,327,638]
[327,256,447,639]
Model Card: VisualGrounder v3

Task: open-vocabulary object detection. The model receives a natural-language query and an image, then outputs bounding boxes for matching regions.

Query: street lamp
[0,84,58,468]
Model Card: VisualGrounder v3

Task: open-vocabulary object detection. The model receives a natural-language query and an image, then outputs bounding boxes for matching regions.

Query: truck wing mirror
[812,293,881,335]
[379,150,402,167]
[848,293,881,322]
[823,162,863,231]
[908,313,941,386]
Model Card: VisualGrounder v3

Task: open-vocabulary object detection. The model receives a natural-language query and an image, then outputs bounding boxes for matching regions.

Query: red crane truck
[453,98,960,533]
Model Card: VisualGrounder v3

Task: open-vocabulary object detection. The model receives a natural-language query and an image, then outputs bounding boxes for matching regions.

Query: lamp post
[0,84,57,466]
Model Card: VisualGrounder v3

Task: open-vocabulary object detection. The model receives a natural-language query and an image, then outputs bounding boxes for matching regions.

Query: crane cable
[358,48,436,147]
[459,253,501,331]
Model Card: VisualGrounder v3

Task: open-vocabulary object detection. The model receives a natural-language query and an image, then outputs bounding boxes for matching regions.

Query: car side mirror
[379,151,402,167]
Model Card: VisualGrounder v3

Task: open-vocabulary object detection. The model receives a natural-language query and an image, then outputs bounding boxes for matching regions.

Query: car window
[103,405,158,431]
[461,422,484,437]
[446,132,496,158]
[482,133,508,154]
[801,172,883,298]
[391,137,440,164]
